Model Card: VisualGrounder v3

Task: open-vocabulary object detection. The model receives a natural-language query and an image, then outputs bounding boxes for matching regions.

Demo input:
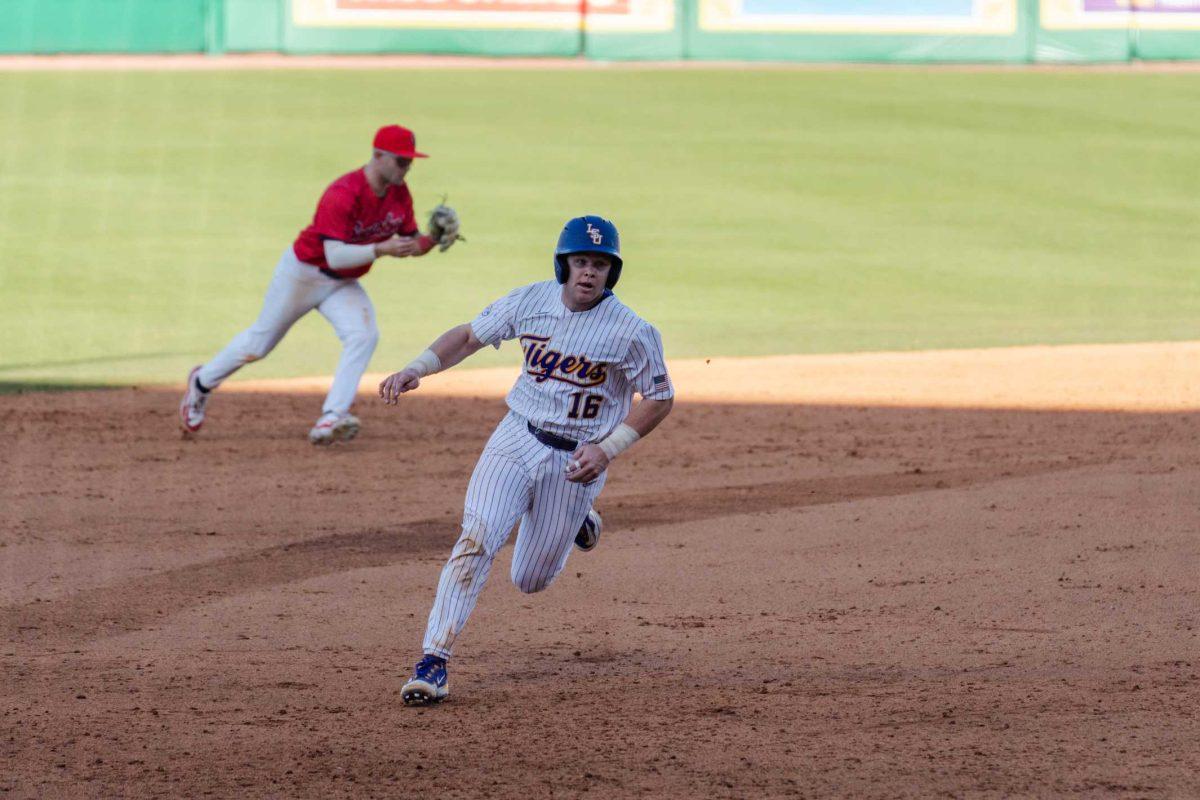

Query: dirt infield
[232,341,1200,412]
[2,344,1198,798]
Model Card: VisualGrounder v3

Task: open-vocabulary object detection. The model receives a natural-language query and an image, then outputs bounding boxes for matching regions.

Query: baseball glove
[427,204,463,252]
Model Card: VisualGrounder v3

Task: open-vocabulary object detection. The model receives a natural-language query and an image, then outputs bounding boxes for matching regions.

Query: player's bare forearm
[379,324,486,404]
[428,324,486,371]
[624,396,673,438]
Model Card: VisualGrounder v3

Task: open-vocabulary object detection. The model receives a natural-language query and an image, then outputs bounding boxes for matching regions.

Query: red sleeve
[309,184,358,242]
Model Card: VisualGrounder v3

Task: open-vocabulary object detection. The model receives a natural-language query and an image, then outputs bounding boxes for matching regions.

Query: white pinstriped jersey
[471,280,673,442]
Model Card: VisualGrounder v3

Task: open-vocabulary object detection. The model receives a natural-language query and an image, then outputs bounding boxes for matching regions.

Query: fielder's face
[373,149,412,185]
[563,253,612,310]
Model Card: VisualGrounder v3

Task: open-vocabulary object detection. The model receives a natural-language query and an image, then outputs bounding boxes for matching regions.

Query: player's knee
[449,517,488,561]
[450,534,486,561]
[240,333,277,363]
[343,324,379,353]
[512,575,546,594]
[511,568,554,594]
[446,531,489,591]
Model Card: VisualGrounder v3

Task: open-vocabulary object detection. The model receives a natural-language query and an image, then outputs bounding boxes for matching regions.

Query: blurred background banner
[0,0,1196,62]
[286,0,678,56]
[1037,0,1200,60]
[696,0,1018,33]
[292,0,674,30]
[690,0,1026,60]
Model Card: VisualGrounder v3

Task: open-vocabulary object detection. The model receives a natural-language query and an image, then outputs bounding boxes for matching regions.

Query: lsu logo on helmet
[554,215,624,289]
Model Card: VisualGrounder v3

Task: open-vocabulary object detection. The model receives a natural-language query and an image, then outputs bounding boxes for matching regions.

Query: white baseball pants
[197,248,378,416]
[422,411,607,659]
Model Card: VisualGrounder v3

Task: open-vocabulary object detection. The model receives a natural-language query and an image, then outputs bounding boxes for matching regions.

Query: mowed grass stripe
[0,69,1196,387]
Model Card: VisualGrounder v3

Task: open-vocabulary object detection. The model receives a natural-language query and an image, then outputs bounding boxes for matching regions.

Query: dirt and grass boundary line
[3,54,1200,72]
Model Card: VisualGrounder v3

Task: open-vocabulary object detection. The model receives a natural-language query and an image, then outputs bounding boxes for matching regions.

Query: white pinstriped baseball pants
[422,411,606,659]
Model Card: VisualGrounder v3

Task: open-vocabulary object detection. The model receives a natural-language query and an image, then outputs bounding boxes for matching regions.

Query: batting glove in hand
[427,204,463,252]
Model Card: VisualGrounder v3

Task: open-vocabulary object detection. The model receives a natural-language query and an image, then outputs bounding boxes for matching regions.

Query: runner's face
[563,253,611,309]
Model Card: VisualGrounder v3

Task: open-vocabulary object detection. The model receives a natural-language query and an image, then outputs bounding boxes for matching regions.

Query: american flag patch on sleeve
[652,374,670,392]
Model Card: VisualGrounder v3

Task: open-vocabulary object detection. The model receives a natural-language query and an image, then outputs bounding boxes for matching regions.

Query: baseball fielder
[378,215,674,705]
[178,124,461,444]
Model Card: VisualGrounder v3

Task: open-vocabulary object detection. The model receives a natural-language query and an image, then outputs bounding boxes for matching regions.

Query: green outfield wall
[1,0,1197,62]
[0,0,210,53]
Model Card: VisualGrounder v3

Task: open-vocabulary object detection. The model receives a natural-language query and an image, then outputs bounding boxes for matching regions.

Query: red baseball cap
[373,124,427,159]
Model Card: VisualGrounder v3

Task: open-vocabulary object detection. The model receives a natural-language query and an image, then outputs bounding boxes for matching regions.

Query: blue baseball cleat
[402,655,448,706]
[575,510,602,552]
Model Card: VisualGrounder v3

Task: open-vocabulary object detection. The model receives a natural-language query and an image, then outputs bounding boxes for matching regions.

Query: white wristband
[597,423,640,461]
[404,349,442,378]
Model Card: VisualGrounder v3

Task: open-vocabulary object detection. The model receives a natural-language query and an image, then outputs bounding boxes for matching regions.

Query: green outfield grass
[0,67,1197,389]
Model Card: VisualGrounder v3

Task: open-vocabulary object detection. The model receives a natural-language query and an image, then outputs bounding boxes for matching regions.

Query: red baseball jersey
[292,168,418,280]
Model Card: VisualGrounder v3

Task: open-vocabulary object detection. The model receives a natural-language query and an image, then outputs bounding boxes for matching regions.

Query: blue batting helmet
[554,215,623,289]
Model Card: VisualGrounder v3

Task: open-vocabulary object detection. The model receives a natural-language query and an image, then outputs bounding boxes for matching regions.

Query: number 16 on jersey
[567,392,603,420]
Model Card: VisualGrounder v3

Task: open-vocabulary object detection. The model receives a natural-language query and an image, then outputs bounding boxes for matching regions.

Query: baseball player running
[378,215,674,705]
[178,124,462,444]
